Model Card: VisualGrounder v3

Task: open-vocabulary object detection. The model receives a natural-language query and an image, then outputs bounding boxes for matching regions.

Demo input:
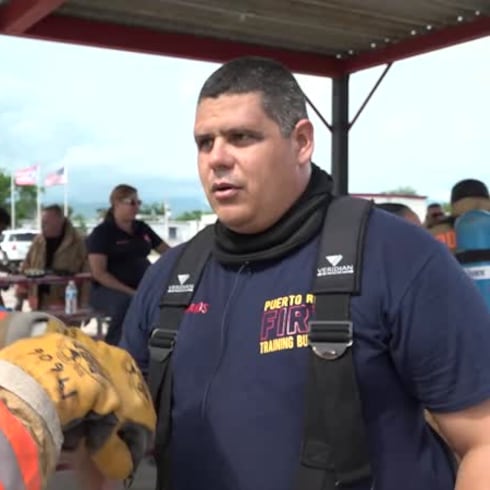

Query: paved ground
[48,459,156,490]
[1,282,104,335]
[131,460,157,490]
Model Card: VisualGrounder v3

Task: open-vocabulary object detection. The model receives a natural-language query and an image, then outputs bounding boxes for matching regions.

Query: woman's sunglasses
[121,198,142,206]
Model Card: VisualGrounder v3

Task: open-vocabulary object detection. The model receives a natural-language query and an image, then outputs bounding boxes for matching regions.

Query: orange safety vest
[433,228,457,252]
[428,218,457,253]
[0,398,41,490]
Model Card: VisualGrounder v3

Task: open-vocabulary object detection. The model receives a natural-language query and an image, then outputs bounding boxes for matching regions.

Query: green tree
[175,210,203,221]
[96,207,108,220]
[140,202,166,216]
[441,202,451,213]
[72,213,87,233]
[382,186,418,196]
[0,169,39,222]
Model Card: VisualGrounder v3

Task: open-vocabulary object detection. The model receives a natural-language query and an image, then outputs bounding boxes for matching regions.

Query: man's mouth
[211,182,241,199]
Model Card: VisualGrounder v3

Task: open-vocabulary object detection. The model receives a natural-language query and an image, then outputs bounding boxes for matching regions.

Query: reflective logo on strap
[0,399,41,490]
[464,264,490,281]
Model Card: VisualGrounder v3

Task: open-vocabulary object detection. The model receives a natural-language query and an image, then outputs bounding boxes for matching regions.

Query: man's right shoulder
[31,234,44,245]
[141,225,215,296]
[120,243,190,354]
[27,234,44,253]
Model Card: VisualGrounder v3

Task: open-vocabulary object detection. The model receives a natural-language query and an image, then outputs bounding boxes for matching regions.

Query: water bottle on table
[65,280,78,315]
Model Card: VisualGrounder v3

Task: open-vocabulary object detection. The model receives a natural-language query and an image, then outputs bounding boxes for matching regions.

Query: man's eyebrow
[194,127,263,141]
[222,127,263,137]
[194,131,211,142]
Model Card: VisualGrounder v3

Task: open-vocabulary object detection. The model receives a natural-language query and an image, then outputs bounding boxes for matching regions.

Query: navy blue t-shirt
[121,209,490,490]
[87,218,162,289]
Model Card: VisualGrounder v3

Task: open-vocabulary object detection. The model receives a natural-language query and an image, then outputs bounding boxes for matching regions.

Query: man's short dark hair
[427,203,441,210]
[376,202,412,218]
[198,56,308,136]
[42,204,63,217]
[0,207,11,227]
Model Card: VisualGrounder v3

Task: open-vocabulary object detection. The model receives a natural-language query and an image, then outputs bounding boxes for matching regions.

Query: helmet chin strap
[2,311,65,345]
[30,319,49,337]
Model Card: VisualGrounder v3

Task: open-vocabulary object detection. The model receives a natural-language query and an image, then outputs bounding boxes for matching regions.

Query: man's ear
[292,119,314,167]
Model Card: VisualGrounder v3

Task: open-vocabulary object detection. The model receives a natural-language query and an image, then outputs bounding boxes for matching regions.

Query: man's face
[427,205,444,224]
[194,92,313,234]
[41,210,64,238]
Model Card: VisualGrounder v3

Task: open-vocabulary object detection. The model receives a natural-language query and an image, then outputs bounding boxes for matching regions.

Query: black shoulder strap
[456,249,490,264]
[296,196,374,490]
[148,224,214,490]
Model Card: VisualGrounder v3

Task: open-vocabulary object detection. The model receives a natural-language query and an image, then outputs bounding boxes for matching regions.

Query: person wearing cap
[429,179,490,252]
[450,179,490,217]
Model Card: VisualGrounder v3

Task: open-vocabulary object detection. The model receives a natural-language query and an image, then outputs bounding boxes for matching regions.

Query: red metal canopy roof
[0,1,488,77]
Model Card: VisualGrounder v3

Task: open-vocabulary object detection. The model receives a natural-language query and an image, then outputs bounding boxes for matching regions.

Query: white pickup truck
[0,229,38,270]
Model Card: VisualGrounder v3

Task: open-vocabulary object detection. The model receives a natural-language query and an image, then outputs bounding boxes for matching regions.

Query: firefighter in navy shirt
[87,184,169,345]
[121,57,490,490]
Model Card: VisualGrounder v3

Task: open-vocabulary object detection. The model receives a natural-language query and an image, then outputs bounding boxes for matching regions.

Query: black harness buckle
[308,321,353,360]
[149,328,177,362]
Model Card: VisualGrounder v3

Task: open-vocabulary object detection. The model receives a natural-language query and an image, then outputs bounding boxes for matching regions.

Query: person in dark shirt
[120,57,490,490]
[0,208,11,306]
[86,184,169,345]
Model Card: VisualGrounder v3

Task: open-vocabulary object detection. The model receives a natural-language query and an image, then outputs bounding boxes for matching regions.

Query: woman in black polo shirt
[87,184,169,345]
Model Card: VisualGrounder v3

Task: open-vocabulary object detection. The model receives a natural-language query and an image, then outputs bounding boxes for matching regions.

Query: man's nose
[208,139,234,170]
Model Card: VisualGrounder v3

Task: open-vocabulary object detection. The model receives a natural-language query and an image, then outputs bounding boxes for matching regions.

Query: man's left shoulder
[366,207,443,258]
[140,243,188,287]
[359,208,456,304]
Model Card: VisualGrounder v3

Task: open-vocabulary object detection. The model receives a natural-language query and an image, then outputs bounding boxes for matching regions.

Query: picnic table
[0,272,107,337]
[0,272,92,289]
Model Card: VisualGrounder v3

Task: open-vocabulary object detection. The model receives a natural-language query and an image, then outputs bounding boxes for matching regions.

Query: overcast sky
[0,33,488,204]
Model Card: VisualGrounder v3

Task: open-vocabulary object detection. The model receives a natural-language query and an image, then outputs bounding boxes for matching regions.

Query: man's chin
[218,215,247,232]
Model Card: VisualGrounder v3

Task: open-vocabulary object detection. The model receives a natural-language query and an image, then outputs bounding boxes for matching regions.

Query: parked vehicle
[0,229,38,270]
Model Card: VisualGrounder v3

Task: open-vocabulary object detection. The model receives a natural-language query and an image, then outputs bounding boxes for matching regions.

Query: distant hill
[70,195,211,219]
[42,169,211,218]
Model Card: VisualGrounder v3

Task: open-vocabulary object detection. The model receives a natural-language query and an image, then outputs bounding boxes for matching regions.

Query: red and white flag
[14,165,38,186]
[44,167,67,187]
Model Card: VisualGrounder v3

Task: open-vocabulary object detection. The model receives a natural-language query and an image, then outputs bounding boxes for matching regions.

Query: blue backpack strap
[148,224,214,490]
[296,196,374,489]
[455,209,490,311]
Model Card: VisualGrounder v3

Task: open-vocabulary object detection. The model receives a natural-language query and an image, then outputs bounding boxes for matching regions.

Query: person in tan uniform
[15,205,88,311]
